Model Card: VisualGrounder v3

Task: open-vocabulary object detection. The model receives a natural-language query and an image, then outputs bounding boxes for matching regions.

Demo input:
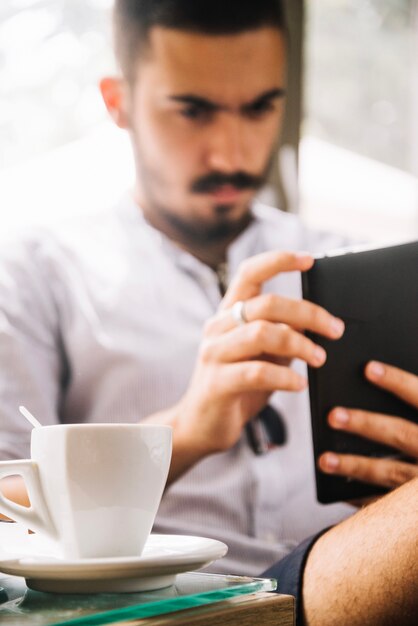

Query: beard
[148,201,254,244]
[132,135,274,245]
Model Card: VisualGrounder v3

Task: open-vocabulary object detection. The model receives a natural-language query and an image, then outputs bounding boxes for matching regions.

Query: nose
[205,112,246,173]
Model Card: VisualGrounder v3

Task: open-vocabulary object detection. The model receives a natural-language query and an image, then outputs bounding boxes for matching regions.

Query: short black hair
[113,0,287,81]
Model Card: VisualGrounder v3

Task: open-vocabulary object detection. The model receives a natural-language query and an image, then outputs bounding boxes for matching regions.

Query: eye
[179,105,213,122]
[245,100,276,119]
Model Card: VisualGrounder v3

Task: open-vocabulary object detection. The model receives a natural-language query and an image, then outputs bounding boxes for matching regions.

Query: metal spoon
[19,405,42,429]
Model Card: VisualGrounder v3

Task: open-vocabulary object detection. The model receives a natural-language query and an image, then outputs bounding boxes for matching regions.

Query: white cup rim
[34,423,172,430]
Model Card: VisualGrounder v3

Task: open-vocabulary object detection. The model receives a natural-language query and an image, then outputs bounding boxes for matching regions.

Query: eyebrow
[168,88,286,112]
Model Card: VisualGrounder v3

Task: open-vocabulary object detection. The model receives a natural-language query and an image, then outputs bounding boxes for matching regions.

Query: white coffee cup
[0,424,172,559]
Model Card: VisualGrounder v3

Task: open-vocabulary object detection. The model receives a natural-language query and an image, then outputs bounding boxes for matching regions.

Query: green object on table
[0,572,277,626]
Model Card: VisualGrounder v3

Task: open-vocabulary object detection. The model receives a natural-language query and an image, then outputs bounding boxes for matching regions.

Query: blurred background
[0,0,417,241]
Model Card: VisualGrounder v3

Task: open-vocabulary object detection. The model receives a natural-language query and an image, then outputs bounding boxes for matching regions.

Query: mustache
[191,171,265,194]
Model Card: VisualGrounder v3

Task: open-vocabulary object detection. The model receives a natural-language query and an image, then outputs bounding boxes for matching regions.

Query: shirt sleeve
[0,237,63,460]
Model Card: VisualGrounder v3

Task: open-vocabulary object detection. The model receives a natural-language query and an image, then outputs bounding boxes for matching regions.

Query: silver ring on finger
[231,300,249,326]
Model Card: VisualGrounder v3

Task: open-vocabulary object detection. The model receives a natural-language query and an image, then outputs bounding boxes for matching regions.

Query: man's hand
[169,252,345,471]
[319,362,418,489]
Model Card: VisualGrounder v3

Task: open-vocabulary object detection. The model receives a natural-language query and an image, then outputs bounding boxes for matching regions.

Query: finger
[365,361,418,409]
[328,407,418,459]
[318,452,418,489]
[218,361,307,395]
[203,321,327,368]
[209,293,345,340]
[221,251,314,308]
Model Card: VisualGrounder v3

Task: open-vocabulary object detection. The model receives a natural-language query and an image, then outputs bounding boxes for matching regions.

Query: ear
[100,77,129,129]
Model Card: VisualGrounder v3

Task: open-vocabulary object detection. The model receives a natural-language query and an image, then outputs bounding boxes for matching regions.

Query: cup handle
[0,460,56,537]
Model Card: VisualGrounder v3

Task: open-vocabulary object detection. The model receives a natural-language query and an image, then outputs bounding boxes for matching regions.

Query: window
[300,0,418,241]
[0,0,113,169]
[0,0,134,236]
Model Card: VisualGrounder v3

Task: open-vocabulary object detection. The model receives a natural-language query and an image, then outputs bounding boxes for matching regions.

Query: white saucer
[0,534,228,594]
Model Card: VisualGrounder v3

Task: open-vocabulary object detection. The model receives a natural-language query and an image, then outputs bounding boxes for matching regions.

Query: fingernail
[314,346,326,366]
[322,453,340,472]
[330,318,345,338]
[368,361,385,380]
[331,408,349,427]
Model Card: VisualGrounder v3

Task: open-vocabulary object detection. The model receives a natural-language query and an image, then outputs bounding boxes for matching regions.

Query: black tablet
[302,240,418,504]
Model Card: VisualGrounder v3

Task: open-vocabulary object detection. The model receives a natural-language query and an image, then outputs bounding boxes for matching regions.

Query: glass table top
[0,571,277,626]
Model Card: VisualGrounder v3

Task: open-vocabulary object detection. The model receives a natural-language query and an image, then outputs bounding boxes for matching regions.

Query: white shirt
[0,194,354,575]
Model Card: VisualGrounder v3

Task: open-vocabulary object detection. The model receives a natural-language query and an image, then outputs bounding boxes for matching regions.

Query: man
[0,1,417,624]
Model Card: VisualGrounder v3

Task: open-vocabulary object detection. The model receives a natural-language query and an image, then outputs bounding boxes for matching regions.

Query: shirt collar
[116,190,264,284]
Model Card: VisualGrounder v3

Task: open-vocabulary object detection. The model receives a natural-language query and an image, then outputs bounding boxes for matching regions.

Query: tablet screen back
[302,240,418,504]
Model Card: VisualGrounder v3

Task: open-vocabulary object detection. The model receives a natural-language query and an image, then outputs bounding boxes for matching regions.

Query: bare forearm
[143,403,211,486]
[302,477,418,626]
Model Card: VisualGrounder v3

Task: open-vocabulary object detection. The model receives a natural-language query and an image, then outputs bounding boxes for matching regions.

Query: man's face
[122,27,287,242]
